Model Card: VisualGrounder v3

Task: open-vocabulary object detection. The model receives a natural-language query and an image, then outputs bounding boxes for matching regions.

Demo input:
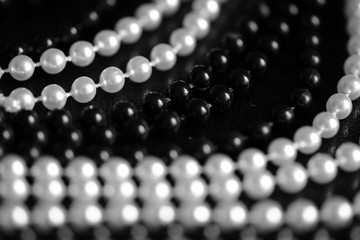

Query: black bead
[219,132,247,155]
[82,10,100,27]
[185,98,211,122]
[0,144,6,158]
[154,111,181,134]
[299,31,321,48]
[16,142,42,162]
[56,126,83,148]
[33,35,55,54]
[46,109,73,129]
[257,35,280,56]
[0,124,14,146]
[83,144,112,164]
[268,19,290,37]
[206,48,229,72]
[188,65,212,90]
[190,138,216,162]
[222,32,246,55]
[60,25,80,42]
[23,126,48,147]
[289,88,313,111]
[122,119,150,141]
[229,68,251,91]
[151,142,182,163]
[143,92,168,117]
[278,1,299,18]
[6,42,30,59]
[80,106,107,128]
[245,51,268,74]
[112,100,139,124]
[168,80,192,106]
[239,17,260,38]
[118,144,147,165]
[271,105,295,126]
[87,125,116,146]
[48,143,75,165]
[248,121,272,141]
[299,68,321,90]
[254,0,271,19]
[209,85,233,110]
[300,49,321,68]
[11,110,39,129]
[301,12,321,29]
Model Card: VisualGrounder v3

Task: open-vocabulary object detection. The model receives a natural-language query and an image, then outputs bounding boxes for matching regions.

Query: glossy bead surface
[138,180,172,203]
[69,201,103,229]
[337,74,360,100]
[155,0,180,16]
[185,98,210,122]
[0,178,29,201]
[150,43,176,71]
[257,35,280,56]
[243,170,275,199]
[154,111,181,133]
[293,126,321,154]
[312,111,340,138]
[41,84,68,110]
[103,179,136,201]
[46,109,73,129]
[344,54,360,76]
[99,157,132,182]
[141,202,176,227]
[192,0,219,21]
[300,49,321,68]
[170,155,201,180]
[204,153,235,179]
[69,41,95,67]
[122,119,149,140]
[143,92,167,116]
[213,202,248,230]
[209,175,242,201]
[115,17,142,44]
[209,85,233,110]
[271,105,295,126]
[0,154,27,178]
[0,202,29,230]
[249,200,284,232]
[65,156,97,181]
[105,201,139,228]
[307,153,337,184]
[32,179,66,201]
[94,30,120,56]
[168,80,192,105]
[347,35,360,55]
[127,56,152,83]
[222,32,245,54]
[136,3,162,31]
[276,162,308,193]
[170,28,196,56]
[80,106,107,127]
[245,51,267,74]
[99,66,125,93]
[183,12,209,39]
[8,88,36,111]
[135,156,167,182]
[30,156,62,180]
[268,138,296,166]
[40,48,67,74]
[31,203,67,230]
[174,178,207,202]
[289,88,313,111]
[237,148,267,173]
[188,65,212,90]
[177,203,211,227]
[8,55,35,81]
[286,199,319,232]
[299,68,321,90]
[321,196,353,229]
[326,93,352,120]
[248,121,272,142]
[336,142,360,172]
[68,179,101,201]
[207,48,229,72]
[112,100,138,124]
[71,76,97,103]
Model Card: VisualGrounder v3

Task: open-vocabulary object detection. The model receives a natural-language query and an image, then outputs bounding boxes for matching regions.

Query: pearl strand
[0,0,226,113]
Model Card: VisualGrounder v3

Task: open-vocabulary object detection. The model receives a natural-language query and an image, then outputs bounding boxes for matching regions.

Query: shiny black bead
[34,35,55,54]
[122,119,149,141]
[209,85,233,110]
[248,121,272,141]
[23,126,48,147]
[119,144,147,164]
[143,92,168,117]
[168,80,192,106]
[12,110,39,129]
[289,88,313,111]
[188,65,212,90]
[49,143,75,165]
[60,25,80,42]
[87,125,116,145]
[56,126,83,148]
[222,32,245,55]
[46,109,73,129]
[82,10,100,27]
[16,143,42,161]
[151,142,182,163]
[229,68,251,91]
[271,105,295,126]
[300,31,321,48]
[190,137,216,162]
[300,49,321,68]
[219,132,247,155]
[84,144,112,164]
[301,12,321,29]
[6,42,29,59]
[245,51,268,74]
[257,35,280,56]
[185,98,211,122]
[239,17,260,38]
[112,100,139,124]
[268,19,290,37]
[0,124,14,146]
[154,111,181,134]
[254,1,271,19]
[278,1,299,18]
[206,48,229,72]
[80,106,107,128]
[299,68,321,90]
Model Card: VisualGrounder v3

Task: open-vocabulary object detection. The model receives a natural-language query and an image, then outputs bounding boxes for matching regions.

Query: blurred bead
[276,162,308,193]
[300,31,321,48]
[299,68,321,90]
[127,56,152,83]
[257,35,280,56]
[115,17,142,44]
[348,35,360,55]
[293,126,321,154]
[183,12,209,39]
[300,49,321,68]
[336,142,360,172]
[105,201,139,229]
[69,41,95,67]
[326,93,352,120]
[239,17,259,38]
[32,179,66,202]
[220,132,247,154]
[8,55,35,81]
[151,43,176,71]
[80,105,106,128]
[94,30,120,56]
[30,155,62,180]
[122,119,150,141]
[112,100,138,123]
[143,92,168,117]
[88,125,116,145]
[222,32,245,54]
[154,111,181,134]
[0,154,27,178]
[337,74,360,100]
[192,0,219,21]
[249,200,283,232]
[177,203,211,228]
[312,112,340,138]
[243,170,275,199]
[286,199,319,232]
[237,148,267,174]
[267,138,297,166]
[207,48,229,72]
[40,48,67,74]
[41,84,68,110]
[136,3,162,31]
[204,153,235,179]
[65,156,97,181]
[289,88,313,111]
[321,196,353,229]
[71,76,97,103]
[170,155,201,180]
[209,175,241,201]
[99,157,132,182]
[0,178,29,201]
[135,156,167,181]
[213,202,248,230]
[155,0,179,16]
[32,202,67,230]
[46,109,73,129]
[0,202,29,230]
[100,67,125,93]
[344,54,360,76]
[103,179,136,201]
[69,201,103,229]
[139,180,172,203]
[68,179,101,201]
[174,177,207,202]
[170,28,196,56]
[353,192,360,216]
[268,18,290,37]
[307,153,338,184]
[0,124,14,147]
[245,51,267,74]
[301,12,321,29]
[142,202,176,227]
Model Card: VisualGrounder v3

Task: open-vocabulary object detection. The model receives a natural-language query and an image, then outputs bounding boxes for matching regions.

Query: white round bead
[71,76,97,103]
[213,202,248,230]
[99,67,125,93]
[237,148,267,174]
[69,201,103,229]
[8,88,36,111]
[285,199,319,232]
[30,156,62,180]
[69,41,95,67]
[141,202,176,227]
[209,175,241,202]
[155,0,180,16]
[135,3,162,31]
[105,201,139,229]
[8,55,35,81]
[249,200,284,232]
[321,196,353,229]
[126,56,152,83]
[115,17,142,44]
[293,126,321,154]
[170,155,201,180]
[150,43,177,71]
[267,138,297,166]
[65,156,97,181]
[353,191,360,216]
[40,48,67,74]
[204,153,235,179]
[138,180,172,203]
[307,153,338,184]
[276,162,308,193]
[0,202,29,230]
[68,179,101,201]
[32,203,67,230]
[32,179,66,202]
[347,35,360,55]
[344,54,360,76]
[347,16,360,36]
[94,30,120,56]
[170,28,196,56]
[336,142,360,172]
[174,177,208,202]
[0,154,27,178]
[183,12,210,39]
[99,157,132,182]
[345,0,360,18]
[243,169,275,199]
[41,84,68,110]
[192,0,220,21]
[135,156,166,181]
[103,179,137,202]
[0,178,30,201]
[326,93,352,119]
[177,203,211,228]
[312,111,340,138]
[337,74,360,100]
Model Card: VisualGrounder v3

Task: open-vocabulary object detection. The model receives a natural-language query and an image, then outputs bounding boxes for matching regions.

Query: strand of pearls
[0,0,226,113]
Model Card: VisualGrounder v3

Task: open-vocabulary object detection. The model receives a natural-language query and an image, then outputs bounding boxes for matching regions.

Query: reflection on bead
[71,76,97,103]
[336,142,360,172]
[347,16,360,36]
[344,54,360,76]
[267,138,296,166]
[8,55,35,81]
[174,177,208,202]
[209,175,242,201]
[0,178,29,201]
[32,202,67,230]
[326,93,352,120]
[347,35,360,55]
[40,48,67,74]
[276,163,308,193]
[353,192,360,216]
[183,12,210,39]
[337,74,360,100]
[135,156,166,181]
[321,196,353,229]
[69,201,103,229]
[237,148,267,174]
[65,156,97,181]
[178,202,211,227]
[126,56,152,83]
[31,156,62,180]
[32,179,66,202]
[105,201,139,229]
[155,0,180,16]
[0,202,29,230]
[150,43,177,71]
[312,112,340,138]
[69,41,95,67]
[99,66,125,93]
[243,170,275,199]
[307,153,338,184]
[204,153,235,179]
[115,17,142,44]
[249,200,284,232]
[41,84,68,110]
[103,179,136,201]
[99,157,132,182]
[286,199,319,232]
[192,0,220,21]
[0,154,27,178]
[139,180,172,203]
[293,126,321,154]
[170,155,201,180]
[8,88,36,111]
[213,202,248,230]
[136,3,162,31]
[142,202,176,227]
[94,30,120,56]
[170,28,196,56]
[68,179,101,201]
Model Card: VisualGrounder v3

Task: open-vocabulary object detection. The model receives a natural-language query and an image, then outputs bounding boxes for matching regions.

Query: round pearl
[105,201,139,229]
[0,202,29,230]
[32,203,67,230]
[126,56,152,83]
[71,76,97,103]
[99,157,132,182]
[31,156,62,180]
[32,179,66,202]
[170,155,201,180]
[326,93,352,120]
[353,192,360,216]
[138,180,172,203]
[0,154,27,178]
[65,156,97,181]
[183,12,210,39]
[307,153,338,184]
[141,202,176,227]
[170,28,196,56]
[40,48,67,74]
[94,30,120,56]
[177,203,211,228]
[69,201,103,229]
[135,156,166,181]
[99,67,125,93]
[267,138,297,166]
[41,84,68,110]
[336,142,360,172]
[249,200,284,232]
[174,177,208,202]
[312,111,340,138]
[8,55,35,81]
[103,179,136,201]
[69,41,95,67]
[68,179,101,201]
[192,0,220,21]
[344,54,360,76]
[150,43,177,71]
[345,0,360,18]
[135,3,162,31]
[237,148,267,173]
[213,202,248,230]
[209,175,242,201]
[243,170,275,199]
[321,196,353,229]
[285,199,319,232]
[8,88,36,111]
[293,126,321,154]
[337,74,360,100]
[204,153,235,179]
[347,35,360,55]
[276,162,308,193]
[0,178,30,201]
[115,17,142,44]
[347,16,360,36]
[155,0,180,16]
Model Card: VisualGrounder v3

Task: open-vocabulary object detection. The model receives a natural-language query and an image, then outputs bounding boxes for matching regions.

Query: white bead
[174,177,208,202]
[99,157,132,182]
[138,180,172,203]
[141,202,176,227]
[136,3,162,31]
[276,162,308,193]
[68,179,101,201]
[69,201,103,229]
[312,111,340,138]
[353,191,360,216]
[237,148,267,174]
[105,201,139,229]
[293,126,321,154]
[8,55,35,81]
[0,154,27,178]
[307,153,338,184]
[204,153,235,179]
[183,12,210,39]
[135,156,166,181]
[155,0,180,16]
[337,74,360,100]
[213,202,248,230]
[69,41,95,67]
[71,76,97,103]
[30,156,62,180]
[65,156,97,181]
[249,200,284,232]
[32,179,66,202]
[150,43,177,71]
[192,0,220,21]
[170,28,196,56]
[336,142,360,172]
[209,175,241,201]
[326,93,352,119]
[344,54,360,76]
[345,0,360,18]
[347,16,360,36]
[0,202,29,230]
[170,155,201,180]
[126,56,152,83]
[0,178,30,201]
[103,179,137,202]
[99,67,125,93]
[40,48,67,74]
[115,17,142,44]
[348,35,360,55]
[285,199,319,232]
[267,138,296,166]
[8,88,36,111]
[321,196,353,229]
[0,67,4,79]
[32,203,67,230]
[41,84,68,110]
[94,30,120,56]
[177,203,211,227]
[243,169,275,199]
